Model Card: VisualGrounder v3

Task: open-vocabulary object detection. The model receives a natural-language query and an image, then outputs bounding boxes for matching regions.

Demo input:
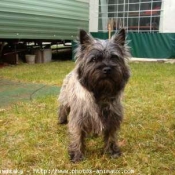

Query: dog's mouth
[92,80,118,102]
[98,74,117,84]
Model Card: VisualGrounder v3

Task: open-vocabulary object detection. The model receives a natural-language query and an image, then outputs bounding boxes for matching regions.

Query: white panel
[159,0,175,33]
[89,0,99,32]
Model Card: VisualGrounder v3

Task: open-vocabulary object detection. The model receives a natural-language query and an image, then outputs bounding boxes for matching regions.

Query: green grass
[0,61,73,86]
[0,61,175,174]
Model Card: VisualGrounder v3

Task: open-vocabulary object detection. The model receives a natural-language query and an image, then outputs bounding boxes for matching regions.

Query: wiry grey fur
[58,29,130,162]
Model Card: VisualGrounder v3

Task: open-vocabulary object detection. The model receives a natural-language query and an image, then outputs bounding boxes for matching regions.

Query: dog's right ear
[79,29,93,46]
[111,28,125,46]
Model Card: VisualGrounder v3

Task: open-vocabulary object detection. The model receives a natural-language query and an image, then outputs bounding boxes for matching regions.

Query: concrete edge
[130,58,175,64]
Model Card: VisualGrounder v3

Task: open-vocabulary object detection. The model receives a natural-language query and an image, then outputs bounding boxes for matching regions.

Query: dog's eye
[111,55,119,60]
[91,56,97,62]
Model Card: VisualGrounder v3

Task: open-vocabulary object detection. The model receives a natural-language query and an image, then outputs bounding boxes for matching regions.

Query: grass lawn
[0,61,175,174]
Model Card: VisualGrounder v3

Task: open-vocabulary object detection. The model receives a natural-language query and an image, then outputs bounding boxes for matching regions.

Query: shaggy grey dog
[58,29,130,162]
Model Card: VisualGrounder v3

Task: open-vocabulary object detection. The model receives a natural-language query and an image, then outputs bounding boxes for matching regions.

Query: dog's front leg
[68,125,85,163]
[103,128,121,158]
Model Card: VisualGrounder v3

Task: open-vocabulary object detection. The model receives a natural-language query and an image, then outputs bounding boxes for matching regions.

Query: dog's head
[75,29,130,101]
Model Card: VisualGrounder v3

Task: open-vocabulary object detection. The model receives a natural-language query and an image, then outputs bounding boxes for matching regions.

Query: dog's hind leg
[58,104,70,124]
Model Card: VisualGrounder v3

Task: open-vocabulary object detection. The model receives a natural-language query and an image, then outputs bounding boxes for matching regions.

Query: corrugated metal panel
[0,0,89,40]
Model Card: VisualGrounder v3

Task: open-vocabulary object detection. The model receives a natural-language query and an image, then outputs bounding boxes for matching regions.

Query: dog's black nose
[103,67,111,74]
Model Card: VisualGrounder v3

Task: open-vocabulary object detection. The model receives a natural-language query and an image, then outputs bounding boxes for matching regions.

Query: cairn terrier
[58,29,130,162]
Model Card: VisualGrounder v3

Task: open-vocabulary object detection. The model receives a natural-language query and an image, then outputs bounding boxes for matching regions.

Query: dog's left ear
[111,28,125,46]
[79,29,93,46]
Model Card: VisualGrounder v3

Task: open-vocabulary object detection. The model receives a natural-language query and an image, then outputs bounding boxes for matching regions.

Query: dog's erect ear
[79,29,93,46]
[111,28,125,46]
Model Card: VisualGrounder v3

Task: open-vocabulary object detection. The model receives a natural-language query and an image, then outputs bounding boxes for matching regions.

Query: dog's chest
[83,103,116,135]
[70,76,118,134]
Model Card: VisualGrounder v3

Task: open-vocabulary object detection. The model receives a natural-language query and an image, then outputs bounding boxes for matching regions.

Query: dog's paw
[110,150,122,158]
[104,143,122,158]
[69,151,84,163]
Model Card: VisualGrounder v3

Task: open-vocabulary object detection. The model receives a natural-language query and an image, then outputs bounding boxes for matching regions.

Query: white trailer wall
[159,0,175,33]
[89,0,99,32]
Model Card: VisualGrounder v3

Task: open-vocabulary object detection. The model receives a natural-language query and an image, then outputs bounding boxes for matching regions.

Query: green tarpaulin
[90,32,175,59]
